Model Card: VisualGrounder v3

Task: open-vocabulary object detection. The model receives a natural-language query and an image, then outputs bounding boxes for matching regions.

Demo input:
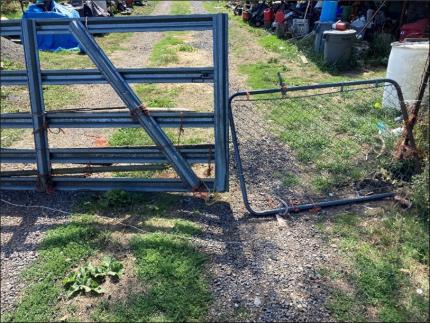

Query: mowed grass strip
[149,32,194,66]
[3,192,210,322]
[170,1,191,15]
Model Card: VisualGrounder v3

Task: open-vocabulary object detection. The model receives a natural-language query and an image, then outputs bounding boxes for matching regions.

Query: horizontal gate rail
[1,111,214,128]
[0,15,217,36]
[0,14,229,192]
[1,164,167,177]
[0,67,214,85]
[1,145,214,164]
[0,177,215,192]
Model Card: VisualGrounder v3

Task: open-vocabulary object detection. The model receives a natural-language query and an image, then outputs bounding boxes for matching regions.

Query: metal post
[213,14,229,192]
[68,20,202,190]
[21,19,52,192]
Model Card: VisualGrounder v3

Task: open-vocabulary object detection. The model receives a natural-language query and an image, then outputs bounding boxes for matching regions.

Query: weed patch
[64,256,124,298]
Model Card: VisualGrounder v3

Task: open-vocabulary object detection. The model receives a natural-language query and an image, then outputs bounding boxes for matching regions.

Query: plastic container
[400,18,429,41]
[275,10,284,24]
[383,41,430,110]
[292,19,309,37]
[263,9,273,23]
[242,10,250,22]
[333,21,347,31]
[323,29,356,65]
[320,0,338,22]
[314,21,333,52]
[263,8,273,29]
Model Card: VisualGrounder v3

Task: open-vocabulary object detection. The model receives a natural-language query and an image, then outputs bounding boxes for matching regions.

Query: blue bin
[320,1,338,22]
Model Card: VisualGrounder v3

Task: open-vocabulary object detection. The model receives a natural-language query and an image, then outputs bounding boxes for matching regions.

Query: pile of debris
[228,1,429,41]
[227,1,429,66]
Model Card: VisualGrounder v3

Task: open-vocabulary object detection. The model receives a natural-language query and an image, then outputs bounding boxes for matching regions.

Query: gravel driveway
[1,2,336,320]
[188,2,335,321]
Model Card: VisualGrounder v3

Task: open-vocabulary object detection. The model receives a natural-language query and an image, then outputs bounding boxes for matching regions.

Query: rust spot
[94,136,108,147]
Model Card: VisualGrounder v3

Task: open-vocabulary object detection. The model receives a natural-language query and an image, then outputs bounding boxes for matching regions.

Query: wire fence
[229,79,428,214]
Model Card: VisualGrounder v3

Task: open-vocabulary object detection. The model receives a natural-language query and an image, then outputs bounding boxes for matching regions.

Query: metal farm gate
[0,14,228,193]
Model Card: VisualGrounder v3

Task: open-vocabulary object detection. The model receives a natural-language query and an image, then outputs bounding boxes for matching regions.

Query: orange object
[94,137,108,147]
[334,21,347,31]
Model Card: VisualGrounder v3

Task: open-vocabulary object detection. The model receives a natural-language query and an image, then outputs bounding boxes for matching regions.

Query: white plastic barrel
[383,41,429,110]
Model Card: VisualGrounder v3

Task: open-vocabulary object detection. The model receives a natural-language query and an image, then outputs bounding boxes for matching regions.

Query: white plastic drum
[383,41,429,110]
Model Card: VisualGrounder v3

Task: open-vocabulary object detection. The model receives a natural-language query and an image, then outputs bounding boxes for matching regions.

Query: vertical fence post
[21,19,52,192]
[213,13,229,192]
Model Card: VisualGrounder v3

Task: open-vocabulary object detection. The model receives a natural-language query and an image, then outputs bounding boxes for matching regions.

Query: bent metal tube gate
[0,15,229,192]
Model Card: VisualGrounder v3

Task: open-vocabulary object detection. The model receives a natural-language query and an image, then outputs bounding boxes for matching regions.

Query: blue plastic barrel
[320,0,338,22]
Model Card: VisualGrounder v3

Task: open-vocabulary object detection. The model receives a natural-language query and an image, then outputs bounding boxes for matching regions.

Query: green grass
[131,1,159,16]
[43,85,81,110]
[1,60,26,146]
[149,32,193,66]
[1,1,23,19]
[92,232,209,322]
[318,210,429,322]
[135,83,178,107]
[4,192,210,322]
[282,173,300,188]
[2,215,104,322]
[266,92,398,192]
[109,128,204,147]
[170,1,191,15]
[202,1,226,13]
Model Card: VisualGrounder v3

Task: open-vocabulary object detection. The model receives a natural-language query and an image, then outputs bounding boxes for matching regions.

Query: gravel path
[0,37,24,65]
[0,1,171,314]
[188,2,335,321]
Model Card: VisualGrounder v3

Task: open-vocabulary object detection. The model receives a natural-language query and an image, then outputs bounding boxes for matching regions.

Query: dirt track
[1,2,337,320]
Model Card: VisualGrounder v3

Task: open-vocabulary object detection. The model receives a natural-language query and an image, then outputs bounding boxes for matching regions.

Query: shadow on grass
[0,190,243,322]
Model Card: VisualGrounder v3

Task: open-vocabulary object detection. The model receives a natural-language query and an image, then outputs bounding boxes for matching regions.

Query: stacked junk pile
[4,0,149,51]
[8,0,148,24]
[228,0,429,67]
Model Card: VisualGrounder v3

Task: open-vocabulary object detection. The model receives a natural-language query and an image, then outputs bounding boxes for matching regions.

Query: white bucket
[382,41,429,110]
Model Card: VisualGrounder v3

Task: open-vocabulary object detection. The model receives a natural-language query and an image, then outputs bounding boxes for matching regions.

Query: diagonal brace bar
[21,19,52,192]
[68,20,202,190]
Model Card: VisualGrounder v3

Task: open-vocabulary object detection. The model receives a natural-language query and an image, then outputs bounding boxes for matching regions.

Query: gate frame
[229,78,410,216]
[0,14,229,192]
